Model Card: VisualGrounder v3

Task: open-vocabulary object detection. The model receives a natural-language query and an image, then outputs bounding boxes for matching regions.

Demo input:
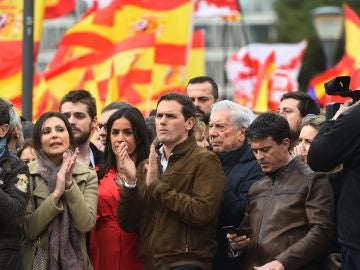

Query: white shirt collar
[159,145,173,173]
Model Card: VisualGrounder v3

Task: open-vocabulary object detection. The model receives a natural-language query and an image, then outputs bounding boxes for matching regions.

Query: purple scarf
[36,150,84,270]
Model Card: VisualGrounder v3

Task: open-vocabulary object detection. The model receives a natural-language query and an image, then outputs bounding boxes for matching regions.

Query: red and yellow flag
[186,30,206,82]
[45,0,75,19]
[0,0,45,112]
[38,0,193,116]
[252,51,276,112]
[308,5,360,106]
[34,33,155,119]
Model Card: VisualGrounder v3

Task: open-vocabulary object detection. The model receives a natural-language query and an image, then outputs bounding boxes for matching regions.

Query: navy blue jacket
[213,143,264,270]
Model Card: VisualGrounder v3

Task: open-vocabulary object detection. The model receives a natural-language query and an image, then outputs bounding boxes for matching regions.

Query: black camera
[324,76,360,120]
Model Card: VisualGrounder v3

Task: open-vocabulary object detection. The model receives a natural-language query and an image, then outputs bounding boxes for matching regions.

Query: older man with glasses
[93,102,132,152]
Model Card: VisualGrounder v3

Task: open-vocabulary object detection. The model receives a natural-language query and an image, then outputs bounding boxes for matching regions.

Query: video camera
[324,76,360,120]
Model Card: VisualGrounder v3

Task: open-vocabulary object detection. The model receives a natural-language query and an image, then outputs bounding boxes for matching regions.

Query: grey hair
[211,100,254,129]
[8,105,20,130]
[8,105,24,147]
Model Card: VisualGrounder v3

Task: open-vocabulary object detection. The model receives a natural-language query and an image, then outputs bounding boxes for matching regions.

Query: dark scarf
[36,150,84,270]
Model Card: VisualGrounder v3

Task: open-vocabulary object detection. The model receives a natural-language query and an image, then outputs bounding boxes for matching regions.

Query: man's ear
[185,117,196,131]
[12,126,20,139]
[0,124,9,138]
[237,127,246,143]
[91,116,98,130]
[281,138,291,150]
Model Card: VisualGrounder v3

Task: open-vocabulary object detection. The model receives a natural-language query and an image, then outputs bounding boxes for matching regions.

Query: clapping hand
[146,144,159,187]
[53,148,79,202]
[115,142,136,186]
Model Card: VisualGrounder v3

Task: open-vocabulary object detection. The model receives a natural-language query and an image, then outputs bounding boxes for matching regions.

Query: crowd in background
[0,75,358,270]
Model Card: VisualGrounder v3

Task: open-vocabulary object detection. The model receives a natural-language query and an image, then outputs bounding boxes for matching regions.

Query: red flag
[45,0,75,19]
[227,41,307,111]
[194,0,240,20]
[0,0,45,115]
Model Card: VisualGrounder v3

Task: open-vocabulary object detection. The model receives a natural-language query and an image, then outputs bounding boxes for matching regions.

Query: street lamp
[310,6,344,69]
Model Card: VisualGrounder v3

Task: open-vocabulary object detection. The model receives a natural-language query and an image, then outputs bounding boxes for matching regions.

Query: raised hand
[115,142,137,186]
[53,148,79,203]
[332,100,359,120]
[64,148,79,187]
[146,144,159,187]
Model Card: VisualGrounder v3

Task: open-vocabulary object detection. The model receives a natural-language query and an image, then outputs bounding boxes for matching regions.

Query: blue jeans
[168,265,204,270]
[341,246,360,270]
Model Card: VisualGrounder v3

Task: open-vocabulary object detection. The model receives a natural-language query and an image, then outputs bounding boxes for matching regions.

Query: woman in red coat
[90,107,150,270]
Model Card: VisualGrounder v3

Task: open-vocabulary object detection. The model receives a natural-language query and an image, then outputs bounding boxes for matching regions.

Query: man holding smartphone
[209,100,263,270]
[228,113,334,270]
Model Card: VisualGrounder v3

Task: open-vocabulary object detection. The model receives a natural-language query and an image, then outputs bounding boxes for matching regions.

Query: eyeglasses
[96,123,107,131]
[303,114,325,127]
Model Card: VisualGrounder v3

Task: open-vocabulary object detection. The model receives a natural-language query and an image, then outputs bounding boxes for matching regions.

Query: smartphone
[222,225,247,236]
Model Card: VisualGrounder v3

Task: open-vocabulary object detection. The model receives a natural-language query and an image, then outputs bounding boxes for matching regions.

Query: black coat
[308,104,360,251]
[0,151,30,270]
[213,143,264,270]
[89,141,104,168]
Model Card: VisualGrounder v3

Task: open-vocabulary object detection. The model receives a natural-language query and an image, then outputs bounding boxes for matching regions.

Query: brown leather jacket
[240,157,334,270]
[118,136,226,270]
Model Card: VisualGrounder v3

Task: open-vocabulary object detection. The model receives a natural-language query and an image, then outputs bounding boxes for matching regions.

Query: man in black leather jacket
[0,99,30,269]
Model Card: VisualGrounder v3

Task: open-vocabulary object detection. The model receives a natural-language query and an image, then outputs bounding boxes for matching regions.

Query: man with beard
[277,91,320,149]
[60,89,103,168]
[187,76,219,124]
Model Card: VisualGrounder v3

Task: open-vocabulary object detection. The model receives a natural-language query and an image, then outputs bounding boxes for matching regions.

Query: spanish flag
[186,30,206,82]
[33,33,155,119]
[0,0,45,111]
[40,0,193,115]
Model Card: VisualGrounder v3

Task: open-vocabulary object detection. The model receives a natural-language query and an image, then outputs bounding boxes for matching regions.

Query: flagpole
[22,0,34,121]
[222,20,229,99]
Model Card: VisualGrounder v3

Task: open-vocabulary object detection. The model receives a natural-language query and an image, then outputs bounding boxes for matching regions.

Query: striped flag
[0,0,45,112]
[307,5,360,106]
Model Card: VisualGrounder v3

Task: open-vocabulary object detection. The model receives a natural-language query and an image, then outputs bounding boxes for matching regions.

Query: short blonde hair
[193,120,207,135]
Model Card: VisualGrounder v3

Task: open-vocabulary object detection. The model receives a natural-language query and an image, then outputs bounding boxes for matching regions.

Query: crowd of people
[0,75,356,270]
